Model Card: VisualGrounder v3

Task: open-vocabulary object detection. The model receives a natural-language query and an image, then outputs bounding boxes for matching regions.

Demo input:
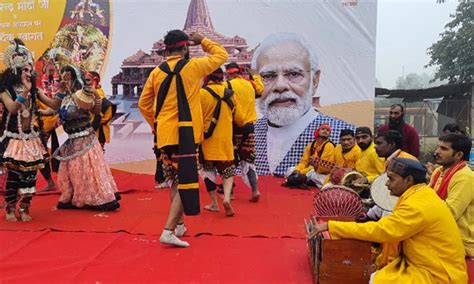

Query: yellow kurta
[397,150,417,161]
[138,37,228,148]
[200,82,245,161]
[227,76,257,125]
[250,74,264,97]
[329,184,467,284]
[93,88,112,143]
[36,100,58,133]
[333,144,361,169]
[431,165,474,257]
[355,143,384,183]
[294,140,335,175]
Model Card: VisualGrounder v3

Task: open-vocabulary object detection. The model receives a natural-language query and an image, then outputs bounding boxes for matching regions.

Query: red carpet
[0,230,312,283]
[0,172,316,283]
[2,174,314,238]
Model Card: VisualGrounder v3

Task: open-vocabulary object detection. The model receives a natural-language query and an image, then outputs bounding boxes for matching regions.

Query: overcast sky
[376,0,458,88]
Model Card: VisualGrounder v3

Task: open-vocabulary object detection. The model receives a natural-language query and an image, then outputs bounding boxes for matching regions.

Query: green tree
[394,72,444,89]
[426,1,473,83]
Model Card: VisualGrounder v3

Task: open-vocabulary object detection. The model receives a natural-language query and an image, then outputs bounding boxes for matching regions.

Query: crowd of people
[0,30,472,282]
[298,104,473,282]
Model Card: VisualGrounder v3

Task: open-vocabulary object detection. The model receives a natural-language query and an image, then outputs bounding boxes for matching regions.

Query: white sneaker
[175,224,187,237]
[154,182,169,189]
[159,230,189,247]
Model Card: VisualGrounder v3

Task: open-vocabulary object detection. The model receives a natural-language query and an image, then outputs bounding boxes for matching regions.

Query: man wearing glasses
[251,32,354,176]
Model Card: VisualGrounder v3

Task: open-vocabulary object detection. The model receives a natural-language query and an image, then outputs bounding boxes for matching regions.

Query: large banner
[0,0,377,175]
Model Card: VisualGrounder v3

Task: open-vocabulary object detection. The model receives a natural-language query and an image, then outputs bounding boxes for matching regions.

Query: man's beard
[184,50,190,60]
[258,84,313,127]
[358,141,371,151]
[389,116,404,129]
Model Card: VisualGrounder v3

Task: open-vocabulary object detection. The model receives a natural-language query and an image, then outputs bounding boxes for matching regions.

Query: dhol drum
[329,168,352,185]
[370,173,398,211]
[340,170,366,194]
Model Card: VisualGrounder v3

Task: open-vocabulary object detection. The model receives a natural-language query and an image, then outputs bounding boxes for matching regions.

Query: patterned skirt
[1,135,48,171]
[55,130,120,211]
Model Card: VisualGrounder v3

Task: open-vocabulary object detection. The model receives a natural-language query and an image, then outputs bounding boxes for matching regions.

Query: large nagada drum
[313,185,364,218]
[370,173,398,211]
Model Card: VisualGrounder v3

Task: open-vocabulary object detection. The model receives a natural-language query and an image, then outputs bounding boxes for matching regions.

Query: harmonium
[305,216,376,284]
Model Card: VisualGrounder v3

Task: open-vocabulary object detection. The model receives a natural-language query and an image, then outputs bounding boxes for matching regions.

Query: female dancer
[36,65,120,210]
[0,39,48,221]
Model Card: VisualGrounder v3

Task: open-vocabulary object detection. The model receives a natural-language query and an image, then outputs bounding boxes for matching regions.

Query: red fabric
[226,67,240,74]
[313,123,331,138]
[467,258,474,284]
[165,40,189,49]
[0,174,315,282]
[1,175,313,238]
[429,162,466,200]
[0,230,312,283]
[378,123,420,157]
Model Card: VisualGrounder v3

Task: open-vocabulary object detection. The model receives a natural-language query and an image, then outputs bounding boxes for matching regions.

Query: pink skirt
[3,137,47,171]
[58,139,119,210]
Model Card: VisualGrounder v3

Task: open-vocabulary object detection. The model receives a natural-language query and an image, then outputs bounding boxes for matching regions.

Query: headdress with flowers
[3,40,34,74]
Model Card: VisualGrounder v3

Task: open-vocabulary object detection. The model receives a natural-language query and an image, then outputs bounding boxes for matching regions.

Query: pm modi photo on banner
[0,0,376,176]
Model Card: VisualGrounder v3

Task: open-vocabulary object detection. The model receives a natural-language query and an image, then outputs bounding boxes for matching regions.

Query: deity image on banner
[36,23,107,78]
[69,0,107,26]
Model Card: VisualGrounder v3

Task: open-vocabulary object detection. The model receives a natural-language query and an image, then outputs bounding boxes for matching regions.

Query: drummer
[354,127,384,185]
[311,158,468,283]
[322,129,361,186]
[333,129,361,169]
[368,129,418,219]
[375,130,417,163]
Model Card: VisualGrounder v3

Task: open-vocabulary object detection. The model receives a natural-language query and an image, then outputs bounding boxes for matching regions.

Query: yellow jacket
[138,38,228,148]
[294,139,335,175]
[355,143,384,183]
[329,184,467,284]
[200,82,245,161]
[92,88,113,143]
[334,144,361,169]
[227,76,256,125]
[431,165,474,257]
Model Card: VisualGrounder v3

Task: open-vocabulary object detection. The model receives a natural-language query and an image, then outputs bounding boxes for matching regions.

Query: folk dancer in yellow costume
[225,62,261,201]
[311,158,468,284]
[85,71,115,152]
[199,68,245,216]
[139,30,227,247]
